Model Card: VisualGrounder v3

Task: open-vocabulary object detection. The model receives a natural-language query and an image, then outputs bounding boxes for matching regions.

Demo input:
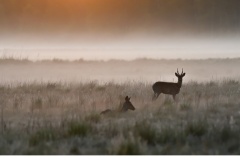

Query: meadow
[0,79,240,155]
[2,0,240,155]
[0,57,240,155]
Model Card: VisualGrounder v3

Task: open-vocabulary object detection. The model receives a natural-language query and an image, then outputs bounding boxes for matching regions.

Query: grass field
[0,79,240,155]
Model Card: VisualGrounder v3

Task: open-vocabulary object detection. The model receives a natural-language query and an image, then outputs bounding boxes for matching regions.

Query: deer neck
[177,78,182,88]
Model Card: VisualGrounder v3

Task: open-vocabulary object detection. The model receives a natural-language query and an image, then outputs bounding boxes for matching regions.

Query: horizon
[0,49,240,62]
[0,48,240,61]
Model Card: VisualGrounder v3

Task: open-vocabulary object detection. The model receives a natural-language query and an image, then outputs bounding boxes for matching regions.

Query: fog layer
[1,59,240,84]
[1,0,240,59]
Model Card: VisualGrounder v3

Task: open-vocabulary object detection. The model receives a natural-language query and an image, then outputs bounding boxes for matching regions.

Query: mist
[2,1,240,155]
[1,36,240,60]
[1,0,240,83]
[1,0,240,60]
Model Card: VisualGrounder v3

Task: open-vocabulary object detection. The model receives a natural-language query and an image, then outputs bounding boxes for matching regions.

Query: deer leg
[172,95,176,101]
[152,93,160,101]
[156,93,160,98]
[152,93,157,101]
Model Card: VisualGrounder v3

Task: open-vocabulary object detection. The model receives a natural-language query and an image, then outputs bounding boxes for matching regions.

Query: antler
[177,68,179,74]
[125,96,131,101]
[181,68,183,74]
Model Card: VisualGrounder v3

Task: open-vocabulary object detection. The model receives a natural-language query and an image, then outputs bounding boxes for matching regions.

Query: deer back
[153,81,180,95]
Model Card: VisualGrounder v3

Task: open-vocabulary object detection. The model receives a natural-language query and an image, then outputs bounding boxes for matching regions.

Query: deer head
[175,68,186,78]
[175,69,186,87]
[122,96,135,111]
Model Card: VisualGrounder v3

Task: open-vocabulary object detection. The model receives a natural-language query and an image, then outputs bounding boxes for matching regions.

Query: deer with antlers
[152,69,186,101]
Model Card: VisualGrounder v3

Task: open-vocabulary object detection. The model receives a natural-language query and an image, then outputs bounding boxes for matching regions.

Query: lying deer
[152,69,186,101]
[100,96,135,115]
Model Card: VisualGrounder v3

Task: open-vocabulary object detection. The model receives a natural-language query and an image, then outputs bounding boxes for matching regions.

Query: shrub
[116,140,142,155]
[157,127,177,144]
[31,97,43,110]
[67,121,92,137]
[69,146,81,155]
[29,129,57,146]
[185,121,208,137]
[103,123,119,138]
[85,113,101,123]
[180,103,192,111]
[134,121,157,145]
[163,97,174,107]
[46,82,57,89]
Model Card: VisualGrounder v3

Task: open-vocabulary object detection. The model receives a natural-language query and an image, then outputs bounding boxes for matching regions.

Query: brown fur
[100,96,135,115]
[152,69,186,101]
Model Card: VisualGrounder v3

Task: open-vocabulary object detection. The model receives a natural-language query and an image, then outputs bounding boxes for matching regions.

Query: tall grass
[0,80,240,154]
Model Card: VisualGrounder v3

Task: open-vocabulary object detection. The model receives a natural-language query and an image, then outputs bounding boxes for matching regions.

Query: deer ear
[182,73,186,77]
[175,73,178,77]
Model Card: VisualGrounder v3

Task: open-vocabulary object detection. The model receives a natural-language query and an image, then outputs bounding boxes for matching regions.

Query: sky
[1,0,240,60]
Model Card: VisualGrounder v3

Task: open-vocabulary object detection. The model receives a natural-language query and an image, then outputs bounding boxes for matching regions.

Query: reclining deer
[100,96,135,115]
[152,69,186,101]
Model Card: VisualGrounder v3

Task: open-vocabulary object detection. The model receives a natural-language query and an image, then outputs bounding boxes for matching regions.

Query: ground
[0,80,240,155]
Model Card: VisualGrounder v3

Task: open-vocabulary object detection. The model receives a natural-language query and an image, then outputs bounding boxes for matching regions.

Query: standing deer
[100,96,135,115]
[152,69,186,101]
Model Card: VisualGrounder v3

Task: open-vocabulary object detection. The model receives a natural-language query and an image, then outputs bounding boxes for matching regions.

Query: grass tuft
[134,121,157,145]
[116,140,142,155]
[180,103,192,111]
[185,120,208,137]
[1,79,240,154]
[67,121,92,137]
[157,127,178,144]
[69,146,81,155]
[85,113,101,123]
[29,129,57,146]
